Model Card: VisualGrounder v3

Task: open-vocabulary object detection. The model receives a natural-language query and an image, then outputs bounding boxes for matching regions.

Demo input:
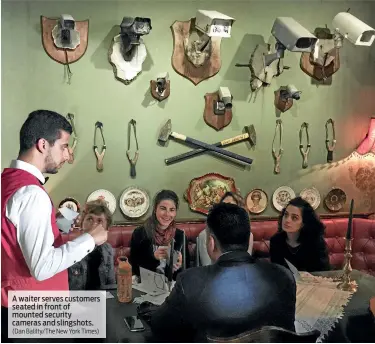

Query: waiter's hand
[173,252,182,272]
[87,224,108,246]
[154,247,168,260]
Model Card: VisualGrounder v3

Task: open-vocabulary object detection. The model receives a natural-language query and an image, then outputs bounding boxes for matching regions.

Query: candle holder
[336,239,358,292]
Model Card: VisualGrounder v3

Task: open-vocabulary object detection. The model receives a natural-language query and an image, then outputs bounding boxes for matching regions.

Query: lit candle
[346,199,354,240]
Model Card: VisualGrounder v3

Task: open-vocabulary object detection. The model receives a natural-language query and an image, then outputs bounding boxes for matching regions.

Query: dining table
[104,269,375,343]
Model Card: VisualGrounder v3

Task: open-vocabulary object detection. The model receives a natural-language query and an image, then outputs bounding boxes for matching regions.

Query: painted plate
[185,173,237,215]
[245,189,268,214]
[300,187,321,210]
[272,186,296,212]
[86,189,116,214]
[119,187,150,218]
[324,188,347,212]
[58,197,80,212]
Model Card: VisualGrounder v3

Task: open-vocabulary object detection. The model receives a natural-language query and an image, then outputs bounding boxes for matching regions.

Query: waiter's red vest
[1,168,68,307]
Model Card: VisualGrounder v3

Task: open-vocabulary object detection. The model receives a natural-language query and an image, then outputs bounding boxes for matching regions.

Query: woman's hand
[173,252,182,272]
[154,247,168,261]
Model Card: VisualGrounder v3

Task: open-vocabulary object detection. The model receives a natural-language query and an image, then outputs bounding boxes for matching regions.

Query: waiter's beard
[44,151,59,174]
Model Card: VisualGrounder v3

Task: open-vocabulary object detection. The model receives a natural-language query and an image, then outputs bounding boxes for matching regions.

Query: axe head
[158,119,172,144]
[244,124,256,146]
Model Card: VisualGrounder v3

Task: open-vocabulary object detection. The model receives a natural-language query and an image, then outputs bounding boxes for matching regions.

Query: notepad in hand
[285,259,302,281]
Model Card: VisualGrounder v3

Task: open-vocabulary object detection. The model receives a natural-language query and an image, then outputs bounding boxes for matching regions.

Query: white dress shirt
[5,160,95,281]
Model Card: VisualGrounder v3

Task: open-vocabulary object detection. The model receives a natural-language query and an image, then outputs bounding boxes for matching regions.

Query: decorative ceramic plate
[246,189,268,214]
[86,189,117,214]
[272,186,296,212]
[185,173,237,215]
[324,188,347,212]
[58,197,80,212]
[119,186,150,218]
[300,187,321,210]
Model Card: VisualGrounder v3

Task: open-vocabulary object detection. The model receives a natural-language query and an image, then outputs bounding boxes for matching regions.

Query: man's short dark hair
[206,202,251,252]
[19,110,72,155]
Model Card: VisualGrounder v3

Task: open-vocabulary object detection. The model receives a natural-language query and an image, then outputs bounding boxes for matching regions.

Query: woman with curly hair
[270,197,330,272]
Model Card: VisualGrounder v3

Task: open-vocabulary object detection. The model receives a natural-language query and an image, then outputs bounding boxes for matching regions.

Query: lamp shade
[356,117,375,154]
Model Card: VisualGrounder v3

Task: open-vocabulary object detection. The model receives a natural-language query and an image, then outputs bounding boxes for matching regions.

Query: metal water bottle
[117,256,132,303]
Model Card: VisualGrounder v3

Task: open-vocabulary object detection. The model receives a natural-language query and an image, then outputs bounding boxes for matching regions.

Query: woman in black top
[129,190,190,279]
[270,197,330,272]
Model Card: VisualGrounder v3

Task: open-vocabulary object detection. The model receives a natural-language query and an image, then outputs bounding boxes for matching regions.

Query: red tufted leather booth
[62,217,375,276]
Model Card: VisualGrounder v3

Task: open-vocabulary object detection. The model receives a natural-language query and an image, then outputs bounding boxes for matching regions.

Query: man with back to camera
[149,202,296,342]
[1,110,108,342]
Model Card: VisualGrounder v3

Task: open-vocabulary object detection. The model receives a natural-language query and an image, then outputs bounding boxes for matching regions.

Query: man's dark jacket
[150,251,296,342]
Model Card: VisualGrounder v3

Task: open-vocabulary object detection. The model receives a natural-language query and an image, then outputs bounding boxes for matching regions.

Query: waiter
[1,110,108,342]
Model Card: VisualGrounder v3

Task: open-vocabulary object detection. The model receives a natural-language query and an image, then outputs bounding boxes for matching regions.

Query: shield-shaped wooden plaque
[274,89,293,113]
[171,19,222,85]
[204,92,232,131]
[150,80,171,101]
[41,16,89,64]
[300,48,340,81]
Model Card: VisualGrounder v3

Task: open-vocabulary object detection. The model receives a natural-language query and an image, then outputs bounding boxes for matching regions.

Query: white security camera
[271,17,318,52]
[214,87,233,115]
[219,87,233,108]
[332,12,375,46]
[59,14,75,31]
[195,10,235,38]
[52,14,80,49]
[280,84,302,101]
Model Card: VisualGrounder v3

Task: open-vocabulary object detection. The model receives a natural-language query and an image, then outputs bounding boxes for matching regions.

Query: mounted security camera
[271,17,318,52]
[120,16,152,61]
[156,72,169,95]
[275,84,301,112]
[332,12,375,46]
[52,14,80,49]
[264,17,317,67]
[195,10,235,38]
[214,87,233,115]
[281,84,302,101]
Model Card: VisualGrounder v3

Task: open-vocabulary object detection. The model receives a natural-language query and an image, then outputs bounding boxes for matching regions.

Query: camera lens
[61,29,71,44]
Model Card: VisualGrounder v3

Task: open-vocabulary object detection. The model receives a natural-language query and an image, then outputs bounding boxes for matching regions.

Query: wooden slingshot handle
[327,150,334,163]
[127,151,139,178]
[272,149,283,174]
[274,155,281,174]
[300,144,311,169]
[94,146,106,172]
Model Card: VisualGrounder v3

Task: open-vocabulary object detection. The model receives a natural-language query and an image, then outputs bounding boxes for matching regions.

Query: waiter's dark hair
[19,110,72,155]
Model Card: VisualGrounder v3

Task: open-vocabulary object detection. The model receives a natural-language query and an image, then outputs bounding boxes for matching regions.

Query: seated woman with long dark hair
[129,190,190,279]
[270,197,330,272]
